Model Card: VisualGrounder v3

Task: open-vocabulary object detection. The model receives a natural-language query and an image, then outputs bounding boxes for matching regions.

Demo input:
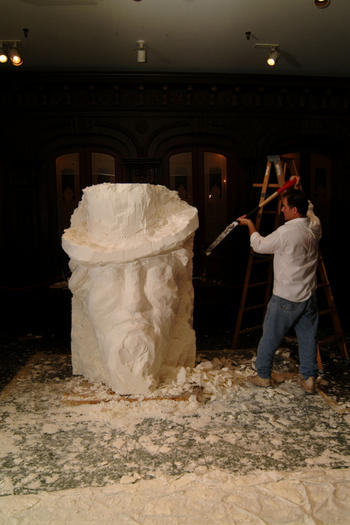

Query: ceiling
[2,0,350,77]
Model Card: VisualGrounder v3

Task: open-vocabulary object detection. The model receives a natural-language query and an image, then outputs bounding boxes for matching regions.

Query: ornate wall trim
[1,72,350,116]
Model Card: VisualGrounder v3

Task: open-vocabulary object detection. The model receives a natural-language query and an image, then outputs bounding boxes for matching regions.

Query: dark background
[0,71,349,344]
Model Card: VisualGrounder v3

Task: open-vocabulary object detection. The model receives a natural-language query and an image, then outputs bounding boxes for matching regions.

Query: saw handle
[239,177,297,220]
[257,176,298,208]
[277,176,298,194]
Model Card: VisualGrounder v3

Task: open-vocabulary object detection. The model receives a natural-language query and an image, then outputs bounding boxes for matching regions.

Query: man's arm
[238,176,300,240]
[237,215,257,237]
[238,214,281,254]
[307,200,322,240]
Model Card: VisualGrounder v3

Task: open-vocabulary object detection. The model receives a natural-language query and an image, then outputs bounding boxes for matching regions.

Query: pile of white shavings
[159,357,253,401]
[64,357,255,406]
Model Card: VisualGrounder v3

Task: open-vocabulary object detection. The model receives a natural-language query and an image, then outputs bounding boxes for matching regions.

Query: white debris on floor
[0,352,350,524]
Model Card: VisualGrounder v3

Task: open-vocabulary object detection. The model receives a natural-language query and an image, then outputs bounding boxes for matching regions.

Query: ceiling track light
[136,40,147,63]
[9,45,23,66]
[0,42,8,64]
[254,43,280,68]
[0,40,24,66]
[267,47,279,67]
[314,0,330,8]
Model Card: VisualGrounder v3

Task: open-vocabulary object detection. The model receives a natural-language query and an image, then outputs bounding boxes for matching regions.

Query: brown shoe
[300,376,315,395]
[248,375,272,388]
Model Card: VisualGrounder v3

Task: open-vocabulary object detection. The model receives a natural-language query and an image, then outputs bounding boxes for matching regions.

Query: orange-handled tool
[205,177,297,256]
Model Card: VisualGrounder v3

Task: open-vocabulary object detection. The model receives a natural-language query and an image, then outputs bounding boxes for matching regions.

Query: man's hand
[292,175,301,189]
[238,215,257,236]
[237,214,250,226]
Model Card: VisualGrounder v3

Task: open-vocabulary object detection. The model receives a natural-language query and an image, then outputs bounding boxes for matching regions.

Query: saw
[205,177,297,256]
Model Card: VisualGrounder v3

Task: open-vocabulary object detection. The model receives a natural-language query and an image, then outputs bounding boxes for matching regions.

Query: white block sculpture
[62,183,199,394]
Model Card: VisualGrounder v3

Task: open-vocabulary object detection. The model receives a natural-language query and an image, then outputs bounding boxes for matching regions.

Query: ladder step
[238,324,262,335]
[252,257,272,264]
[248,280,270,288]
[243,303,266,312]
[319,308,334,316]
[318,334,342,345]
[253,183,279,188]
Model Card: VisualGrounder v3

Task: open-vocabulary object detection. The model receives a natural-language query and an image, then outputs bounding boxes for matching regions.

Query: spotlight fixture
[254,43,280,68]
[136,40,147,63]
[0,40,24,66]
[314,0,330,7]
[9,45,23,66]
[267,47,279,67]
[0,42,8,63]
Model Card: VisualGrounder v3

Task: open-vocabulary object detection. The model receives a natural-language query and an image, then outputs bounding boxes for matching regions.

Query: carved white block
[62,183,198,394]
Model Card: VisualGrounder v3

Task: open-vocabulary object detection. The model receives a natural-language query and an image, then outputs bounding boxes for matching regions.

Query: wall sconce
[314,0,330,7]
[254,43,280,68]
[0,41,23,66]
[136,40,147,63]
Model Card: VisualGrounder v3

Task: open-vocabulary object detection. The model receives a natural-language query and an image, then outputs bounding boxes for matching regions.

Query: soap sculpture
[62,183,199,394]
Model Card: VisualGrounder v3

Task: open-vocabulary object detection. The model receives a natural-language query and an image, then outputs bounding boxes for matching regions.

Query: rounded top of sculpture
[62,183,198,264]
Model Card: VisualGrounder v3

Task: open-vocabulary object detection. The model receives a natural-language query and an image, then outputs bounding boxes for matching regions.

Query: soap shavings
[62,357,251,406]
[1,351,350,504]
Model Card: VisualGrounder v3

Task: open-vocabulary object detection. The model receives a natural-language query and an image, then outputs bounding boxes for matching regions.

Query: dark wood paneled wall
[1,71,349,335]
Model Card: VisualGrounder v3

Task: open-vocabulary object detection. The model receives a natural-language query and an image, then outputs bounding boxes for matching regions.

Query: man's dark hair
[283,188,308,216]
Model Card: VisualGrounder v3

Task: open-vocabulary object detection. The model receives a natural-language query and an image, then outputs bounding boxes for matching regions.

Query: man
[238,180,322,394]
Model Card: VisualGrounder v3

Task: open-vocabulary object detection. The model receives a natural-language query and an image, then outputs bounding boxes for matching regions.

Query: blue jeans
[256,293,319,380]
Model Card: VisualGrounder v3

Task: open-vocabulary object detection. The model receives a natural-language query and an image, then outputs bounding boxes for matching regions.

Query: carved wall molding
[1,72,350,116]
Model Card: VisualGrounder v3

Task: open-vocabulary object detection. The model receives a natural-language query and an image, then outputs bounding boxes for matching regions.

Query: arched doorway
[56,150,118,234]
[165,146,242,334]
[167,148,232,252]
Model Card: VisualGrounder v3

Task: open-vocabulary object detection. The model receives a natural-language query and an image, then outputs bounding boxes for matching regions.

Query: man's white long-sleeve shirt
[250,212,321,302]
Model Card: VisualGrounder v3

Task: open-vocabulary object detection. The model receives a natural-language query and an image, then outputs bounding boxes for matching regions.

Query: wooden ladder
[232,155,348,367]
[317,254,349,362]
[232,154,286,348]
